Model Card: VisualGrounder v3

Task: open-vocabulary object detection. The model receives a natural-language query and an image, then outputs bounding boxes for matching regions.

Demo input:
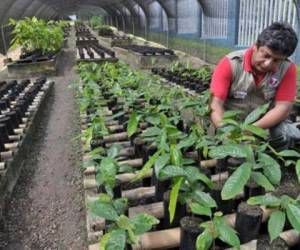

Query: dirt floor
[0,32,87,249]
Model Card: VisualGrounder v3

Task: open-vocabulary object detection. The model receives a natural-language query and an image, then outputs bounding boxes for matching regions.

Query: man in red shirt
[210,22,300,147]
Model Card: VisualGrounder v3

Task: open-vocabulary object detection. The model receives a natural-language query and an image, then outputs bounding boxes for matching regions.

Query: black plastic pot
[214,158,228,174]
[244,180,265,200]
[133,137,145,158]
[0,124,9,151]
[98,182,122,198]
[180,216,203,250]
[163,191,186,229]
[152,173,171,201]
[0,117,14,135]
[235,202,262,243]
[210,181,236,214]
[90,138,105,149]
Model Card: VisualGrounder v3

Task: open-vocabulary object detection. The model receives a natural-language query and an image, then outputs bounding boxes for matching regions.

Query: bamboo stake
[0,162,6,170]
[117,169,153,183]
[131,228,180,250]
[103,132,128,142]
[0,151,13,160]
[122,186,155,200]
[4,142,18,150]
[200,159,217,168]
[105,141,131,148]
[118,158,143,168]
[129,202,164,219]
[107,124,124,133]
[9,135,21,141]
[119,147,135,157]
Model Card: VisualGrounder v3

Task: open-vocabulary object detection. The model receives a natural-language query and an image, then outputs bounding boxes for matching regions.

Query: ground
[0,35,87,249]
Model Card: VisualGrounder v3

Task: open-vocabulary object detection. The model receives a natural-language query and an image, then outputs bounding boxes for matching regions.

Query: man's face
[251,45,287,74]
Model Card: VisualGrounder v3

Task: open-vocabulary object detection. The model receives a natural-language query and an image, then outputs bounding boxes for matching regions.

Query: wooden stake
[118,158,143,168]
[0,162,6,170]
[4,142,18,150]
[122,186,155,200]
[131,228,180,250]
[200,159,217,168]
[117,169,153,183]
[103,132,128,142]
[0,151,13,160]
[129,202,164,219]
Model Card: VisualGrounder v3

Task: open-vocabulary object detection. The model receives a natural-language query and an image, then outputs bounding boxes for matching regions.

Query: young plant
[92,145,134,196]
[248,193,300,242]
[209,104,283,200]
[196,212,240,250]
[89,193,159,249]
[9,17,64,55]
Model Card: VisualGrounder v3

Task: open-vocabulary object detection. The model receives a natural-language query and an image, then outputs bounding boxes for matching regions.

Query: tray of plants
[6,17,65,77]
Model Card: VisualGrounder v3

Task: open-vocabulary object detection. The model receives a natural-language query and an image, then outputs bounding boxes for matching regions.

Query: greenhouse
[0,0,300,249]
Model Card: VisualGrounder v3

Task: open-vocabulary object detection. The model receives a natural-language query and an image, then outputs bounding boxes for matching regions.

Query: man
[210,22,300,147]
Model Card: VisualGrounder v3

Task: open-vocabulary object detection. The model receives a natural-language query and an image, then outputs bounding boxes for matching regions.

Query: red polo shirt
[210,47,296,101]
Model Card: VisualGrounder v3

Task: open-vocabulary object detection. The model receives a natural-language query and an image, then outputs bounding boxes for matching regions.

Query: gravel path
[0,32,87,250]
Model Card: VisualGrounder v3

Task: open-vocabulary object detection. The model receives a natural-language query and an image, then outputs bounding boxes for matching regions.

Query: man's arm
[210,96,225,128]
[253,101,293,129]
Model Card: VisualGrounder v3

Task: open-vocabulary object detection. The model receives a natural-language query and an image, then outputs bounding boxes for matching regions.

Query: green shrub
[9,17,64,55]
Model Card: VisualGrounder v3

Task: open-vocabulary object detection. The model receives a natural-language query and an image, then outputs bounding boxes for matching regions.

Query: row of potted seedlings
[151,62,212,94]
[75,24,117,63]
[8,17,67,64]
[0,77,54,226]
[119,45,175,56]
[0,77,52,164]
[75,61,300,250]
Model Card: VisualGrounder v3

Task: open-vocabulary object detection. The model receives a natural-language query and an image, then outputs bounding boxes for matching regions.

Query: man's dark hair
[256,22,298,57]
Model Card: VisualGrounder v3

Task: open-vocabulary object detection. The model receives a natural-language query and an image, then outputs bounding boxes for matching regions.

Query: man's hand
[210,96,225,128]
[253,101,293,129]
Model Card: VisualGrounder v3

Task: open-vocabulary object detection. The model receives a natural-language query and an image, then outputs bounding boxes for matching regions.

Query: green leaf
[221,163,251,200]
[99,233,110,250]
[127,112,140,137]
[106,229,126,250]
[89,200,119,221]
[296,160,300,184]
[223,110,243,119]
[117,215,132,230]
[142,127,161,137]
[154,154,170,178]
[277,150,300,158]
[98,157,117,190]
[286,203,300,232]
[113,198,128,215]
[159,165,186,180]
[243,124,268,139]
[134,150,161,181]
[170,144,182,166]
[129,213,160,235]
[194,190,217,208]
[247,194,280,207]
[196,229,213,250]
[244,103,269,125]
[177,136,195,149]
[259,153,281,185]
[107,145,122,158]
[185,167,213,188]
[268,210,285,242]
[190,203,212,217]
[169,177,184,223]
[251,171,275,191]
[216,218,240,248]
[209,144,248,159]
